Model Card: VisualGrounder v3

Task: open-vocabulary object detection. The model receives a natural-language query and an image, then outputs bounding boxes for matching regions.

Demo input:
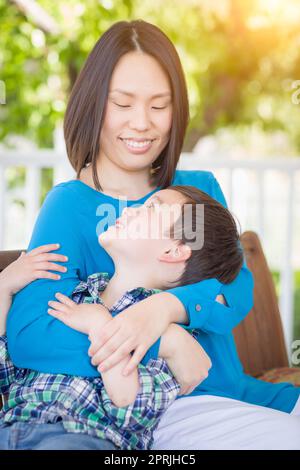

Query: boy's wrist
[0,272,13,297]
[159,292,188,325]
[87,306,112,338]
[159,323,180,360]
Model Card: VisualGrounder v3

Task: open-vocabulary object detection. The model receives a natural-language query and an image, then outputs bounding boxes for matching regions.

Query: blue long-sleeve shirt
[6,170,299,413]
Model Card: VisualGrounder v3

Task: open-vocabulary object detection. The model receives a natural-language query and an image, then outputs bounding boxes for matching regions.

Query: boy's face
[99,189,189,266]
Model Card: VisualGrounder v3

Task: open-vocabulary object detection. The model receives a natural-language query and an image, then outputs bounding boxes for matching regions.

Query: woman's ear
[158,243,192,263]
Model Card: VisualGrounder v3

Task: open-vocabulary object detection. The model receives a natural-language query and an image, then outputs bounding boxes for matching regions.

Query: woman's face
[99,51,173,173]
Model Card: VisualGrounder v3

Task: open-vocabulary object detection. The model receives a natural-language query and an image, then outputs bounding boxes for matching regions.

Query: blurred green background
[0,0,300,342]
[1,0,300,149]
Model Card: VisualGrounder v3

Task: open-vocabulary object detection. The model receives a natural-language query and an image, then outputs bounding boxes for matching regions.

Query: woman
[5,19,300,449]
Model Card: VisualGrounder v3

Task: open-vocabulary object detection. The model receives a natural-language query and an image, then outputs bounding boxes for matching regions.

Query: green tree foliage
[0,0,300,151]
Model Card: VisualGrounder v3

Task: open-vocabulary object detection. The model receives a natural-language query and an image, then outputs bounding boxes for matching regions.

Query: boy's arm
[0,334,16,396]
[89,316,141,408]
[99,325,183,430]
[0,282,16,395]
[48,295,186,412]
[0,288,12,336]
[48,295,178,408]
[47,294,141,407]
[100,324,210,435]
[97,324,190,408]
[100,357,180,438]
[0,254,23,336]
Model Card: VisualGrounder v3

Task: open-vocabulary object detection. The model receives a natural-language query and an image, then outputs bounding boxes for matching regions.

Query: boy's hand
[162,324,212,396]
[48,293,112,335]
[0,243,68,296]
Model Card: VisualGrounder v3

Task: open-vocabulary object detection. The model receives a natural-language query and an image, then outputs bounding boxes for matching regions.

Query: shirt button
[195,304,201,311]
[64,399,72,409]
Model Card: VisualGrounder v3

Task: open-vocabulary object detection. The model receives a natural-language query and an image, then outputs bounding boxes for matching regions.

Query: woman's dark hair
[169,185,244,285]
[64,20,189,191]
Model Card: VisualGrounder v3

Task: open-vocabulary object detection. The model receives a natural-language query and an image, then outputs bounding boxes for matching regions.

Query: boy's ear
[158,243,192,263]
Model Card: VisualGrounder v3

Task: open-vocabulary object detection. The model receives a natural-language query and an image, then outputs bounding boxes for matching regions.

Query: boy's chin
[98,233,119,253]
[98,232,110,247]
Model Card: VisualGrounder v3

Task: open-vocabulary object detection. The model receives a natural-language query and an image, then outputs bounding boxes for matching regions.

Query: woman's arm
[6,185,101,377]
[167,172,254,335]
[0,245,68,335]
[0,244,67,395]
[5,184,189,379]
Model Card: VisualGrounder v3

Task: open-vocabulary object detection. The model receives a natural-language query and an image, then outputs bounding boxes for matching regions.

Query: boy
[0,186,243,450]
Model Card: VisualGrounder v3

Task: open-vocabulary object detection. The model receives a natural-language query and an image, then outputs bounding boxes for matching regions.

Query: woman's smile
[119,137,155,154]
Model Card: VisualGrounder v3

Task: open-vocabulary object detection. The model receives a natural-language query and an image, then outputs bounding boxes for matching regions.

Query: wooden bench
[0,232,299,410]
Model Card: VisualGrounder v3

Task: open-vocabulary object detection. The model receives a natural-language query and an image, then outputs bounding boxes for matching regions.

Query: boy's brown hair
[169,185,244,286]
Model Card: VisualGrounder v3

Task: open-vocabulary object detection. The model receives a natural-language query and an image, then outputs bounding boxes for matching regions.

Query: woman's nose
[129,106,150,131]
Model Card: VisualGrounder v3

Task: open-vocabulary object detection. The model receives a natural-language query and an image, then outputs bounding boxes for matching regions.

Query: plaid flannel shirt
[0,272,198,450]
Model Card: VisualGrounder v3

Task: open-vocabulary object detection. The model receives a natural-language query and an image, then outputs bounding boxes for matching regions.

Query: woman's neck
[79,158,157,200]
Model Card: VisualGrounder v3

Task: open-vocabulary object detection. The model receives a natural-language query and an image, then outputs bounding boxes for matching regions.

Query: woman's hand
[0,243,68,296]
[87,293,174,376]
[48,293,112,335]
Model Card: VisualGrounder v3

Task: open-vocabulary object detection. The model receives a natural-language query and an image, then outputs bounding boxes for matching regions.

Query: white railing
[0,128,74,247]
[0,142,299,362]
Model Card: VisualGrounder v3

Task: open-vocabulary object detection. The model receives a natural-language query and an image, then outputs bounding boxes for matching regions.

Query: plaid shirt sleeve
[100,357,180,432]
[0,335,16,395]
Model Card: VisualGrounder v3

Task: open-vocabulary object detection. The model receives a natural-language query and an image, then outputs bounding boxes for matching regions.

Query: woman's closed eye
[114,103,130,108]
[114,103,167,110]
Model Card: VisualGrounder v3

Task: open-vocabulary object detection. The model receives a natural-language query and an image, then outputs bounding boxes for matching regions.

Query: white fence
[0,143,300,362]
